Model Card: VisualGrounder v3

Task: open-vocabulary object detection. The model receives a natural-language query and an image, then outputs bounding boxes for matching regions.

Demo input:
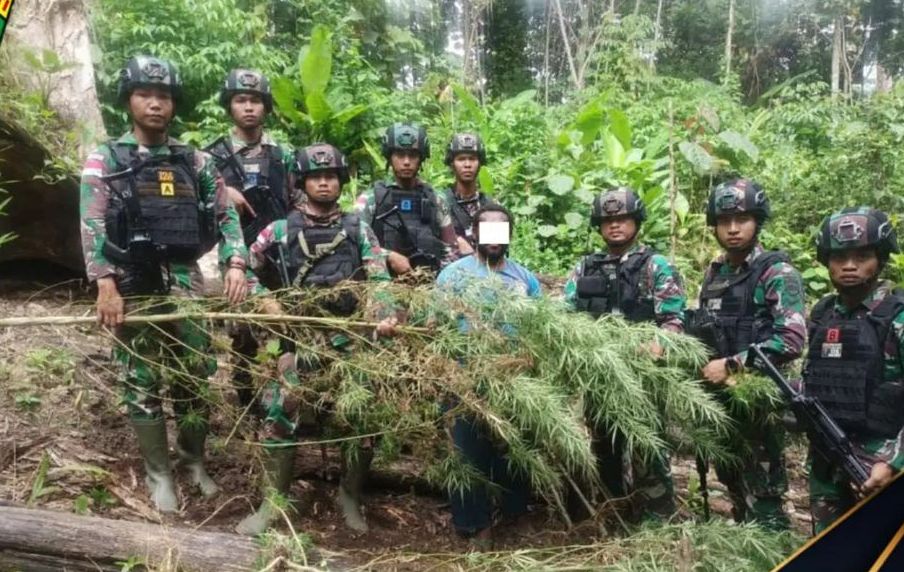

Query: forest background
[3,0,904,294]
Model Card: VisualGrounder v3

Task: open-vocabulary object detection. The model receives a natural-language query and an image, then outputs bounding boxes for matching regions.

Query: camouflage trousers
[714,413,789,530]
[112,266,215,422]
[593,428,675,520]
[808,436,892,535]
[256,330,351,445]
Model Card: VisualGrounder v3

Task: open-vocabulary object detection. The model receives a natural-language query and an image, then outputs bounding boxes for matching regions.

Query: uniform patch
[821,343,843,358]
[707,298,723,311]
[826,327,841,343]
[160,182,175,196]
[158,170,175,182]
[400,199,413,212]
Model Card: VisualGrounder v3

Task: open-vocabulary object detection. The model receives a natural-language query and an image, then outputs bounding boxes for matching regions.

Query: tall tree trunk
[723,0,735,84]
[652,0,664,69]
[4,0,106,159]
[544,0,552,106]
[553,0,583,90]
[831,16,843,95]
[634,0,642,15]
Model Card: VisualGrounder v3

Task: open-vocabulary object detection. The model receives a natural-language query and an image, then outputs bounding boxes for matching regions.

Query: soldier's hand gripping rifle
[748,344,871,487]
[374,205,440,271]
[204,137,287,244]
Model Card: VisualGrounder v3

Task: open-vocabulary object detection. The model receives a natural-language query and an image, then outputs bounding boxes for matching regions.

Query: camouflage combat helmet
[816,207,899,265]
[117,55,182,106]
[219,69,273,113]
[590,187,647,227]
[444,132,487,166]
[706,179,770,226]
[296,143,350,185]
[381,123,430,160]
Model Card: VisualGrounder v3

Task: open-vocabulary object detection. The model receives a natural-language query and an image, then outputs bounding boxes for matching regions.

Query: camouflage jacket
[79,132,246,283]
[354,179,460,267]
[563,243,686,333]
[807,280,904,471]
[699,243,807,366]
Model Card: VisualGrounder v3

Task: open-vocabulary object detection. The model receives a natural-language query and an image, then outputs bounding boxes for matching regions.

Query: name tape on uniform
[478,222,510,245]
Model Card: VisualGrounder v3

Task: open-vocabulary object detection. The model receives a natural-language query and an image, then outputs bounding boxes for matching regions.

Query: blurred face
[452,153,480,183]
[390,150,422,181]
[714,213,758,252]
[230,93,266,129]
[828,247,880,290]
[304,171,341,205]
[599,215,637,247]
[129,87,174,131]
[473,210,510,264]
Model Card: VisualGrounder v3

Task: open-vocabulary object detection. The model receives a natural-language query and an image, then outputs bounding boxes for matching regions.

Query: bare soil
[0,277,811,570]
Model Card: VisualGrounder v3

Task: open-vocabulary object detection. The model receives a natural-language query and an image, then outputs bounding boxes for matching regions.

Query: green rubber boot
[131,418,179,513]
[176,422,220,498]
[235,445,296,536]
[337,448,373,533]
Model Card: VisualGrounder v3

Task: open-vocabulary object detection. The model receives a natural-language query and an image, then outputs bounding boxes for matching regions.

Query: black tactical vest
[698,251,789,357]
[371,182,446,269]
[286,211,365,287]
[804,290,904,438]
[575,249,656,322]
[215,141,288,246]
[104,141,205,265]
[445,188,495,242]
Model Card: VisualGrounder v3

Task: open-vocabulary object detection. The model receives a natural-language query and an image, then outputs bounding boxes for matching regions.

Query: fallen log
[0,505,261,572]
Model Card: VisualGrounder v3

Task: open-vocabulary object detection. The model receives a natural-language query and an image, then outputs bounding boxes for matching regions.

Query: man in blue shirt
[436,204,540,548]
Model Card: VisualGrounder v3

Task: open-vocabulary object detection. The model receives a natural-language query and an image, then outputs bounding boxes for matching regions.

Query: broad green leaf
[333,103,368,125]
[305,91,333,123]
[564,212,584,228]
[548,174,575,196]
[271,77,306,125]
[605,133,626,168]
[698,105,720,132]
[678,141,716,175]
[478,167,494,195]
[574,100,604,145]
[718,131,759,161]
[453,83,486,125]
[537,225,559,238]
[301,25,332,96]
[608,109,632,150]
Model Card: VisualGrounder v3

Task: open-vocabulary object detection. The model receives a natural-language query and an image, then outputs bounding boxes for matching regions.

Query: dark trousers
[449,416,529,535]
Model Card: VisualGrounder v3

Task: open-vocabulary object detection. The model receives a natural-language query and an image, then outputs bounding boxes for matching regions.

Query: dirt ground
[0,276,812,570]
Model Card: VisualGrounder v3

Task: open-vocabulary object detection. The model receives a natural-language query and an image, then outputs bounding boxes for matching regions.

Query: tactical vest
[445,188,495,242]
[370,182,446,269]
[804,291,904,438]
[286,211,365,288]
[103,141,206,266]
[574,249,656,323]
[698,251,789,357]
[216,141,288,246]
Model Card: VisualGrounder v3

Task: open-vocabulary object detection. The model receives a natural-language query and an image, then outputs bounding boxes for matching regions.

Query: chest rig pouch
[446,189,495,243]
[805,292,904,437]
[372,182,445,269]
[103,141,205,266]
[575,250,655,322]
[204,137,287,245]
[698,251,788,357]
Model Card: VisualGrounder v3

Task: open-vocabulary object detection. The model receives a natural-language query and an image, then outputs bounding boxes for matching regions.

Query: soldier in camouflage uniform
[80,56,248,513]
[692,179,806,530]
[355,123,460,275]
[564,187,686,520]
[804,207,904,534]
[443,132,498,255]
[236,143,399,536]
[204,69,296,410]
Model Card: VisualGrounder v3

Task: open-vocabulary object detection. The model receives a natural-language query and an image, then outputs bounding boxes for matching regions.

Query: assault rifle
[203,137,287,245]
[374,205,441,271]
[747,344,871,487]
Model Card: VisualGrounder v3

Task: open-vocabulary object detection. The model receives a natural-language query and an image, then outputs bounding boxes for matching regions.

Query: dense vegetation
[80,0,904,295]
